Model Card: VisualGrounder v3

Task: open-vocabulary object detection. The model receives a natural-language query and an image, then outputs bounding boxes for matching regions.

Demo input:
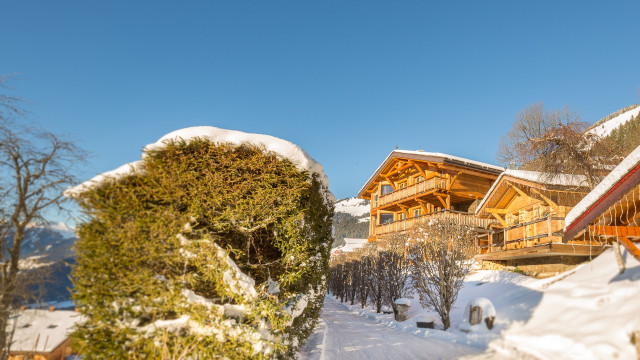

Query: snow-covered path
[298,297,481,360]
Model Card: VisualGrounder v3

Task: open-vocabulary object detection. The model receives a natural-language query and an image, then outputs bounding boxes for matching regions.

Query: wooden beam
[531,188,557,208]
[436,195,447,209]
[618,236,640,261]
[416,199,429,214]
[507,181,529,199]
[491,212,508,228]
[624,210,640,226]
[487,208,509,215]
[447,171,462,191]
[383,176,397,191]
[398,205,410,217]
[588,225,640,238]
[409,160,427,179]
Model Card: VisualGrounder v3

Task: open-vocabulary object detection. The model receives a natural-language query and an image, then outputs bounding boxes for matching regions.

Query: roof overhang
[563,161,640,241]
[358,150,503,199]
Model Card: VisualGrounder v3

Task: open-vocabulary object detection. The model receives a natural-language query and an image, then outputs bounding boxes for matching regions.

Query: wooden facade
[474,170,606,260]
[358,150,502,240]
[564,147,640,261]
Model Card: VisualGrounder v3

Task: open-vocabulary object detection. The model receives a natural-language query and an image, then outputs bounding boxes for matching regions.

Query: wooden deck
[373,209,495,237]
[377,177,448,208]
[476,243,609,260]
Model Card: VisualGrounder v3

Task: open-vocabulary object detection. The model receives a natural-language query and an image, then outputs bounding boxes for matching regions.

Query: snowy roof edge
[475,169,589,216]
[564,144,640,236]
[357,150,503,198]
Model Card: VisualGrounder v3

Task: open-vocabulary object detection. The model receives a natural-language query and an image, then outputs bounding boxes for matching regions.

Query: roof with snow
[9,310,81,353]
[564,144,640,240]
[476,169,589,216]
[358,150,503,198]
[66,126,332,201]
[332,238,369,256]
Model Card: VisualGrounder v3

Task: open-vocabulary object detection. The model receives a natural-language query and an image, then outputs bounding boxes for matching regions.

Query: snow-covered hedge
[69,131,333,359]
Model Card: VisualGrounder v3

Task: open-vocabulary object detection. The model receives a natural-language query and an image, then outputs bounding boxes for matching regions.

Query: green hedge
[71,139,333,359]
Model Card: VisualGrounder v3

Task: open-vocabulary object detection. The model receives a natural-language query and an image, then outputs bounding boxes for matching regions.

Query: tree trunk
[613,240,625,274]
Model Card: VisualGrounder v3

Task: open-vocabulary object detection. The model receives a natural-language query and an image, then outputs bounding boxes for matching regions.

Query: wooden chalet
[564,144,640,261]
[358,150,503,241]
[8,309,80,360]
[474,169,608,272]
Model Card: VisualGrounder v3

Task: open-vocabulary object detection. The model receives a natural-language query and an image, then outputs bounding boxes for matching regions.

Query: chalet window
[398,182,407,189]
[415,176,424,183]
[381,185,394,195]
[380,213,394,224]
[399,213,407,220]
[413,209,422,217]
[373,192,378,207]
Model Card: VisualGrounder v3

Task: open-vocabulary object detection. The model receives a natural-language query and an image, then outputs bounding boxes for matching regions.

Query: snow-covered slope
[334,197,370,220]
[481,248,640,359]
[586,105,640,139]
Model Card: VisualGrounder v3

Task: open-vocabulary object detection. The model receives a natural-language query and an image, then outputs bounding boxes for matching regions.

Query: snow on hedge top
[564,144,640,229]
[585,105,640,139]
[66,126,332,199]
[476,169,588,215]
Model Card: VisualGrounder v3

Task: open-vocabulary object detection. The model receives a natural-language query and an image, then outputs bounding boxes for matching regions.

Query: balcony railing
[374,210,495,236]
[477,215,566,253]
[378,177,449,208]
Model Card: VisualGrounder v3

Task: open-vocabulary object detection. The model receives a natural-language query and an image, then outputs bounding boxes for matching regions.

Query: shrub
[71,138,333,359]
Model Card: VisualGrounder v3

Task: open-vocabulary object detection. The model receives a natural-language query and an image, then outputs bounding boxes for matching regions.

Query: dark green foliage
[587,104,638,131]
[71,139,333,359]
[331,213,369,248]
[603,112,640,158]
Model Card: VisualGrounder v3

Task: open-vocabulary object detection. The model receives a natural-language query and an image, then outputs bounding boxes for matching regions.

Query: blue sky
[2,1,640,210]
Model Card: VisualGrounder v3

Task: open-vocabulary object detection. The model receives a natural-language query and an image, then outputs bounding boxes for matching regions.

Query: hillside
[332,197,370,248]
[588,104,640,159]
[6,223,77,303]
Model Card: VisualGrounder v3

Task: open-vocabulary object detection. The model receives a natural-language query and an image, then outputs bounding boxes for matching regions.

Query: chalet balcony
[378,177,449,208]
[475,215,608,260]
[374,210,495,237]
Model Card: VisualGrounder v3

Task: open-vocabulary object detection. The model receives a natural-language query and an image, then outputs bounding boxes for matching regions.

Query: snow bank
[459,297,496,333]
[483,248,640,359]
[66,126,332,200]
[565,144,640,229]
[394,298,411,306]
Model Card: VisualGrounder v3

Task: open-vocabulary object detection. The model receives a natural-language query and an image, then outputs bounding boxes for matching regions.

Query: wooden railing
[378,177,448,207]
[478,215,566,253]
[374,210,495,236]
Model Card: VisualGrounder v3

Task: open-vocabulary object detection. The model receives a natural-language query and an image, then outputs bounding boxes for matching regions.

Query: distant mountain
[5,222,77,303]
[332,197,370,248]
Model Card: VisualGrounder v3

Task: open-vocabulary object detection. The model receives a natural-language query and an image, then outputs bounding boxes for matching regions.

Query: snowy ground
[299,248,640,359]
[298,297,480,360]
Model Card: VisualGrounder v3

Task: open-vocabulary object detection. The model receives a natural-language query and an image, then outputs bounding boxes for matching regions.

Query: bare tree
[358,243,386,313]
[378,234,412,315]
[0,78,85,359]
[497,102,618,189]
[409,218,476,330]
